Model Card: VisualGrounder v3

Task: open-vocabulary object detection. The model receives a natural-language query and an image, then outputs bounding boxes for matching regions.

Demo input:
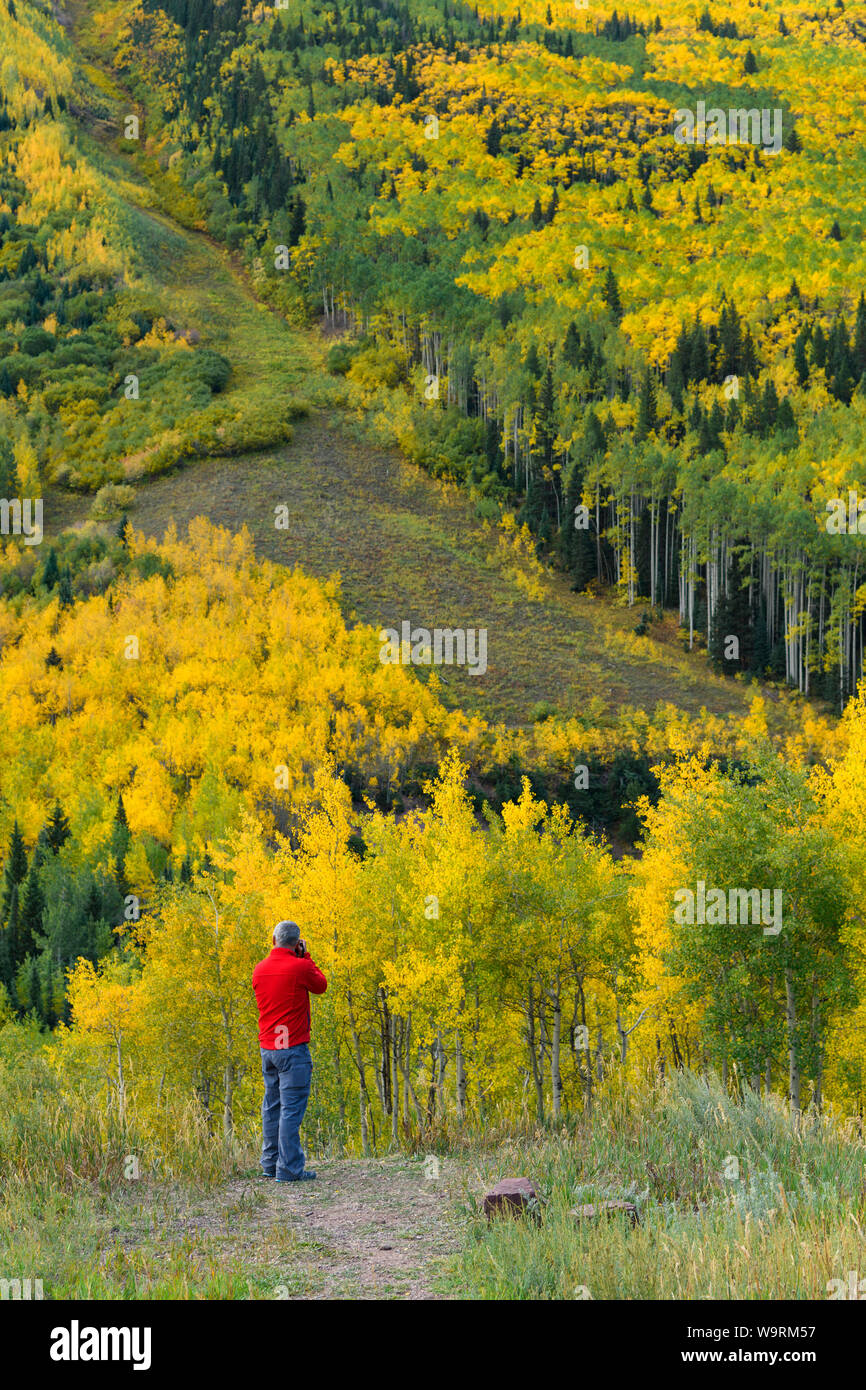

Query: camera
[295,939,306,958]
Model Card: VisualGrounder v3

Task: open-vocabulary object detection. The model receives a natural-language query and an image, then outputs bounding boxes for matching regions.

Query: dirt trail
[110,1156,466,1300]
[231,1157,464,1300]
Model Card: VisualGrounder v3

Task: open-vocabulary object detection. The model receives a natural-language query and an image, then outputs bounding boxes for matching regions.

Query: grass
[453,1070,866,1300]
[45,415,800,728]
[1,1025,863,1300]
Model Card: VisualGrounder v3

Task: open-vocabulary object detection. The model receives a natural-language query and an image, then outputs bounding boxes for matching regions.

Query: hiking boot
[277,1170,317,1182]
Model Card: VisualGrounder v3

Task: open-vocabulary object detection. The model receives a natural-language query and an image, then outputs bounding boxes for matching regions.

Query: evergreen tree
[25,956,42,1021]
[719,300,743,380]
[562,321,581,367]
[289,196,306,245]
[688,319,710,382]
[709,587,736,671]
[41,548,60,589]
[114,850,129,909]
[485,117,502,155]
[667,341,686,410]
[1,883,19,982]
[18,855,44,959]
[854,292,866,378]
[43,974,58,1028]
[793,328,809,385]
[525,343,542,377]
[43,803,71,852]
[760,377,779,435]
[601,266,622,324]
[561,455,595,591]
[776,397,796,434]
[751,608,770,676]
[742,327,759,378]
[707,399,725,449]
[744,48,758,73]
[724,396,740,433]
[811,323,827,369]
[698,411,715,455]
[1,822,28,923]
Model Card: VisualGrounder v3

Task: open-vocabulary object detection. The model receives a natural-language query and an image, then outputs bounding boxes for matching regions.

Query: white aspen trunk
[549,986,562,1122]
[455,1031,467,1120]
[347,998,371,1155]
[596,477,602,579]
[115,1030,125,1126]
[223,1061,234,1140]
[785,966,800,1116]
[391,1019,400,1142]
[526,986,545,1124]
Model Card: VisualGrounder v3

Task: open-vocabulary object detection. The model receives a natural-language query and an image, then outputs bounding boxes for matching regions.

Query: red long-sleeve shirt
[252,947,328,1048]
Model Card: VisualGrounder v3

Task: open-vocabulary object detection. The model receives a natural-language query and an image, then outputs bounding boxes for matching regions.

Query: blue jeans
[260,1043,312,1179]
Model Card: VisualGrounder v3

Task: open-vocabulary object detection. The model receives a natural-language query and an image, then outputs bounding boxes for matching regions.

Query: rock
[483,1177,540,1221]
[572,1200,640,1227]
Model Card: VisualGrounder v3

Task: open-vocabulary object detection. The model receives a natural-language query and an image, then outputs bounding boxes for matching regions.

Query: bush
[190,348,231,393]
[346,344,404,391]
[19,326,55,356]
[90,483,136,520]
[326,340,360,375]
[529,700,558,723]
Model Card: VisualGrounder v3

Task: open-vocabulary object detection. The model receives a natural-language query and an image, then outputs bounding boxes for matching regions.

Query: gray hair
[274,919,301,948]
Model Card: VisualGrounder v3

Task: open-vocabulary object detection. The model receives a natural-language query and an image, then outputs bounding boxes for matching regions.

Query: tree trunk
[550,992,562,1122]
[455,1030,467,1120]
[526,986,545,1123]
[785,966,801,1115]
[223,1061,234,1140]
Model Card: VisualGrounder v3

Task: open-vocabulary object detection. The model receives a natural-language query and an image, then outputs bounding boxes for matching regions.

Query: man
[252,919,327,1182]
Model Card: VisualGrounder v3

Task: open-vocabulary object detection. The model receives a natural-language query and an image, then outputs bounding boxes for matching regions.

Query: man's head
[273,920,301,950]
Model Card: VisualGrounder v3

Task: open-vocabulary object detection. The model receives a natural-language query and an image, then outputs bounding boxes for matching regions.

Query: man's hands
[294,939,307,958]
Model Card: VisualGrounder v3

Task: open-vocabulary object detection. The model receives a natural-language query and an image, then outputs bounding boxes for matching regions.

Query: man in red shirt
[252,920,327,1182]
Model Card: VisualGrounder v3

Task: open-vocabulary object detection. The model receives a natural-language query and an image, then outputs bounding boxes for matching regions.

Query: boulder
[483,1177,540,1221]
[572,1199,640,1227]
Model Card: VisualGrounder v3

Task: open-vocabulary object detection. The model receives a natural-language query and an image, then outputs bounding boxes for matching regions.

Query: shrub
[19,326,55,356]
[326,340,360,375]
[90,483,136,520]
[346,344,404,391]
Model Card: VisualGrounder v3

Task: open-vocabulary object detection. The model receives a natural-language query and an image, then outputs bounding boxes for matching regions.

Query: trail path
[108,1157,465,1300]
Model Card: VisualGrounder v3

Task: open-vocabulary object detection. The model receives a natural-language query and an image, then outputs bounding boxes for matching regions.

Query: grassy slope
[43,135,782,725]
